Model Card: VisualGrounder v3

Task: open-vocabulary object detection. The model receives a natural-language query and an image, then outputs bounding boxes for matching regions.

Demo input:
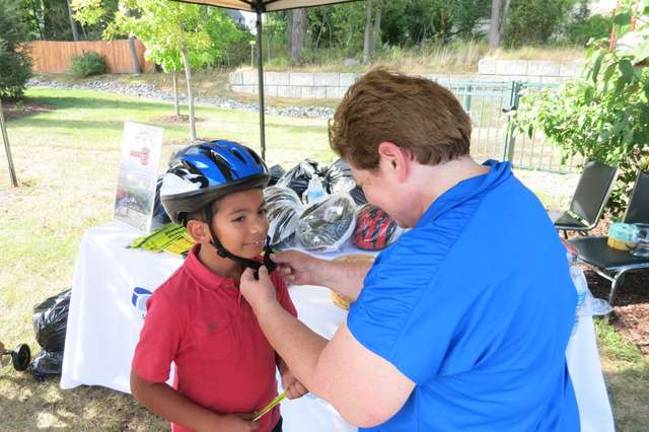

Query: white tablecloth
[61,222,614,431]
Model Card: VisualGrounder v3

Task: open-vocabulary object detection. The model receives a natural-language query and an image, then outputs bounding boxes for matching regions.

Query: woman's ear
[377,141,410,182]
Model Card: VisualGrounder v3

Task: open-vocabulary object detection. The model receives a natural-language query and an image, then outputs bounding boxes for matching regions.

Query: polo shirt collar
[418,160,512,226]
[184,244,238,293]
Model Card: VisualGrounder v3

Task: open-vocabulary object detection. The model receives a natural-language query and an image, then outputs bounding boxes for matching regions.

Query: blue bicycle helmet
[161,140,269,225]
[160,140,274,276]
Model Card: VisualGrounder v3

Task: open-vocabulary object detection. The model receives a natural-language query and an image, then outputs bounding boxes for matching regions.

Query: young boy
[131,140,306,432]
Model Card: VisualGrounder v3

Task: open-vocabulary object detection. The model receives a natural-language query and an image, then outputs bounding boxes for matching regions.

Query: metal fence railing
[435,79,583,174]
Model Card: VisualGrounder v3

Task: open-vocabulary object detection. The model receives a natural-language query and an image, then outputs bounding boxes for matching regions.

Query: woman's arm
[272,251,372,301]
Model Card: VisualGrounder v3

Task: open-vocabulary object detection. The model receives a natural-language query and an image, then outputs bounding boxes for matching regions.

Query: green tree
[504,0,575,46]
[75,0,244,140]
[381,0,489,46]
[0,0,33,99]
[514,0,649,216]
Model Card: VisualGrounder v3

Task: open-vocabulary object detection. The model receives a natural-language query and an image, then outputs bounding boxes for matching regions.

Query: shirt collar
[418,160,513,226]
[184,244,237,293]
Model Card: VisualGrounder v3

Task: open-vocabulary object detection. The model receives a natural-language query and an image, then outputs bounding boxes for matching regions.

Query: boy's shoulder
[152,260,194,300]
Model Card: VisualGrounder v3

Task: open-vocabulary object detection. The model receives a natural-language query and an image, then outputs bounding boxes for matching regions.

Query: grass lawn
[1,87,648,431]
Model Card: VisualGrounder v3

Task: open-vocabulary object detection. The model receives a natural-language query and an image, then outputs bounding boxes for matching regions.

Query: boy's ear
[186,219,209,243]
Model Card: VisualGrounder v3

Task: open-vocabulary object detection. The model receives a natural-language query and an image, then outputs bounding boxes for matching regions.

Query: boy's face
[210,188,269,259]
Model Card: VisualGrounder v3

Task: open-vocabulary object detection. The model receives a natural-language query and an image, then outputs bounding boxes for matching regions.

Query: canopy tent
[0,97,18,187]
[173,0,361,159]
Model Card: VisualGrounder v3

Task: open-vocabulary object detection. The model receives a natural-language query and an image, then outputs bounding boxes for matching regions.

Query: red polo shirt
[132,244,297,432]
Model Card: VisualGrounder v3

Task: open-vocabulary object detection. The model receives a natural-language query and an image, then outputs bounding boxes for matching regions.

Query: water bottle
[305,177,326,204]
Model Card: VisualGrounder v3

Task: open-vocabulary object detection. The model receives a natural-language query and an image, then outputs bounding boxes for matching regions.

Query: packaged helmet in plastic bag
[349,185,368,206]
[151,175,172,230]
[264,186,304,247]
[296,194,356,252]
[325,159,356,194]
[352,204,399,250]
[276,159,326,199]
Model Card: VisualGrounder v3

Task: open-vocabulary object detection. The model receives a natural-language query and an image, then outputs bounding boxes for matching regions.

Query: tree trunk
[288,9,307,66]
[370,1,382,54]
[65,0,79,41]
[363,0,373,64]
[127,34,142,74]
[32,0,44,40]
[489,0,503,48]
[181,46,197,141]
[172,71,180,117]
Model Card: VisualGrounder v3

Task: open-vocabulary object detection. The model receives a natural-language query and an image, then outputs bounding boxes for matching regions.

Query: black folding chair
[554,160,617,238]
[569,170,649,305]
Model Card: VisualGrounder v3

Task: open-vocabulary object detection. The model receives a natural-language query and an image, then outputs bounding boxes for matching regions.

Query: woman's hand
[271,250,323,286]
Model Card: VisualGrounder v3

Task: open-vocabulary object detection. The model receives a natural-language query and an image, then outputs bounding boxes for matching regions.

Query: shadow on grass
[22,95,174,112]
[606,364,649,432]
[8,117,193,139]
[0,373,69,429]
[0,371,166,430]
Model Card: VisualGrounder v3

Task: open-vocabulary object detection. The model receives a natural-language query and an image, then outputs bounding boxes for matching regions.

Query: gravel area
[514,168,580,209]
[27,77,336,119]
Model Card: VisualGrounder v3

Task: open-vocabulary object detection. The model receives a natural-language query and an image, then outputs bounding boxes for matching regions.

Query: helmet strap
[203,205,277,279]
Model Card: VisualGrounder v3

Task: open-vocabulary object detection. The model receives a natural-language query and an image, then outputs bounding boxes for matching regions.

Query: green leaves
[613,12,631,26]
[619,58,635,81]
[514,5,649,217]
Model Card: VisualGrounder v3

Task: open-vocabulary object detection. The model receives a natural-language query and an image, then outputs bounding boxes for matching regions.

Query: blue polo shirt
[348,160,579,431]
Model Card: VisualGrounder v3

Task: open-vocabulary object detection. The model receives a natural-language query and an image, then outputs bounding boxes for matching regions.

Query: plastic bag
[296,194,356,252]
[349,185,368,206]
[264,186,304,247]
[276,159,326,199]
[570,265,612,334]
[151,175,172,231]
[31,350,64,380]
[352,204,400,250]
[268,164,285,186]
[32,289,71,352]
[324,159,356,194]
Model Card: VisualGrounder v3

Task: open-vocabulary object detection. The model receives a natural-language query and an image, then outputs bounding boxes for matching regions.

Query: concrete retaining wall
[229,59,584,99]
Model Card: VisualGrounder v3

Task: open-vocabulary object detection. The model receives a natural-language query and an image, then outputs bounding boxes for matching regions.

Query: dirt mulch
[152,114,204,124]
[568,217,649,356]
[2,101,54,120]
[611,303,649,356]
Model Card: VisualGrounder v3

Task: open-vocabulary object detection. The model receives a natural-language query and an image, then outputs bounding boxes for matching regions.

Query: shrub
[566,14,611,46]
[0,40,32,99]
[70,52,106,77]
[0,0,32,99]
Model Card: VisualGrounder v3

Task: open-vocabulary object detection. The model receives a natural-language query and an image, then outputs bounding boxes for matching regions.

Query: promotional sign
[113,122,164,232]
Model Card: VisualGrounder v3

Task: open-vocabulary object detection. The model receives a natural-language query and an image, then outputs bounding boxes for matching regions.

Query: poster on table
[113,122,163,233]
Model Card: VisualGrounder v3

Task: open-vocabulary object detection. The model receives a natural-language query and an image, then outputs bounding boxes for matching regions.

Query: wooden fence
[24,40,153,74]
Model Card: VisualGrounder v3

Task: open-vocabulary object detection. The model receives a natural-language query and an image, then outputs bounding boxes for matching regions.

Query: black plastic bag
[277,159,327,199]
[31,351,64,380]
[268,164,285,186]
[32,289,71,352]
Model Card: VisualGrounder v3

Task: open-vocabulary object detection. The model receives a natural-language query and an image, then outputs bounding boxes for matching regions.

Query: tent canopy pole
[256,6,267,160]
[0,97,18,187]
